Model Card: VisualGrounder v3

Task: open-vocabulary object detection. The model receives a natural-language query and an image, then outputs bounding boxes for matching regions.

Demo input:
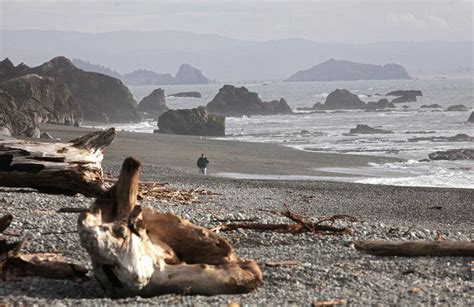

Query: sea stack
[138,88,169,117]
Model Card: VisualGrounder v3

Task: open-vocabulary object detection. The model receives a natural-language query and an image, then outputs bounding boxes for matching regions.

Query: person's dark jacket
[197,157,209,168]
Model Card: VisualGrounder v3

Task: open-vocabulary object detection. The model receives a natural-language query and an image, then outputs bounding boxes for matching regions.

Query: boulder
[0,90,37,137]
[285,59,411,82]
[421,104,442,108]
[428,149,474,161]
[168,91,202,98]
[446,104,469,112]
[349,124,393,134]
[137,88,169,117]
[174,64,211,85]
[468,112,474,123]
[0,74,81,125]
[314,89,366,110]
[386,90,422,104]
[30,56,141,123]
[365,99,395,110]
[157,106,225,136]
[206,85,293,116]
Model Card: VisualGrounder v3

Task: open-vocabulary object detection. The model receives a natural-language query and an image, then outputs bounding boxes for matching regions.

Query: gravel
[0,161,473,305]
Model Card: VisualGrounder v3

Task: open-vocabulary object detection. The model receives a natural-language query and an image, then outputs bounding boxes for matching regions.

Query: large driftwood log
[0,213,88,281]
[354,240,474,257]
[78,157,263,297]
[0,128,115,196]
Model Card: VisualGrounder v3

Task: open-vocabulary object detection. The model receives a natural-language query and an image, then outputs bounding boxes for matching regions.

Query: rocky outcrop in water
[174,64,211,85]
[138,88,169,117]
[0,74,81,125]
[0,90,37,137]
[408,134,473,143]
[421,104,442,108]
[386,90,422,103]
[468,112,474,123]
[157,106,225,136]
[446,104,469,112]
[168,91,202,98]
[313,89,366,110]
[206,85,293,117]
[366,99,395,110]
[428,149,474,161]
[30,57,140,123]
[349,124,393,134]
[285,59,411,82]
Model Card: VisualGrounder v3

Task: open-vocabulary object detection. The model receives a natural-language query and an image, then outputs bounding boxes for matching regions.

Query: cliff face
[0,58,30,82]
[0,90,37,137]
[31,56,141,123]
[286,59,411,82]
[0,74,81,125]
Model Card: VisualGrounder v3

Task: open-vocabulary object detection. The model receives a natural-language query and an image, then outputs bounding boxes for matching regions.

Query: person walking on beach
[197,154,209,175]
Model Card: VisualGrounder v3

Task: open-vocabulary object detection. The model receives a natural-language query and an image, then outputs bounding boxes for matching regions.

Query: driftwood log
[0,213,88,281]
[354,240,474,257]
[0,128,115,196]
[78,157,262,297]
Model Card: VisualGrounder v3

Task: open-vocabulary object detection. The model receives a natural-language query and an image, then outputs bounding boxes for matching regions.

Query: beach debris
[265,260,299,267]
[104,175,221,205]
[312,298,348,306]
[78,157,262,297]
[354,240,474,257]
[0,128,116,196]
[0,213,88,281]
[212,204,356,235]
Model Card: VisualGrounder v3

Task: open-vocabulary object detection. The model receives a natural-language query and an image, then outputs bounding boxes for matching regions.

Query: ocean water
[102,79,474,189]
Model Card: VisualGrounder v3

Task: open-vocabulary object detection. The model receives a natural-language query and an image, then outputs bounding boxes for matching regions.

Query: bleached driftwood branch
[78,157,262,297]
[0,128,115,196]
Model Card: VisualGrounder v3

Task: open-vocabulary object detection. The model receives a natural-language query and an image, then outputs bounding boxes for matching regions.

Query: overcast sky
[0,0,472,43]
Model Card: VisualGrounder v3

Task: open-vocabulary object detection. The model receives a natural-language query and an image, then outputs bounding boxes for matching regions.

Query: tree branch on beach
[212,204,357,235]
[354,240,474,257]
[0,128,116,196]
[78,157,262,297]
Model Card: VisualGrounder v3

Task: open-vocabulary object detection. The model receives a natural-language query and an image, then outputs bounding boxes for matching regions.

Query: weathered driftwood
[0,213,88,281]
[0,128,115,196]
[78,157,262,297]
[354,240,474,257]
[213,205,355,235]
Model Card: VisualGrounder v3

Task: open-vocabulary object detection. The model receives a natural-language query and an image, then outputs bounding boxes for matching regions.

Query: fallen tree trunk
[354,240,474,257]
[0,128,115,196]
[78,157,262,297]
[0,214,88,281]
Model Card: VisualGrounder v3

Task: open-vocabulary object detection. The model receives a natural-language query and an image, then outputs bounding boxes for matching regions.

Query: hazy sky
[0,0,472,43]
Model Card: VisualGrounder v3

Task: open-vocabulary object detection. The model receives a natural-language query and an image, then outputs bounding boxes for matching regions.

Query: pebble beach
[0,125,472,305]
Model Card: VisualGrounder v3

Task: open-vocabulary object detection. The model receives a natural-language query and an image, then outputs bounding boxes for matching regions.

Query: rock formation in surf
[168,91,202,98]
[313,89,366,110]
[386,90,422,104]
[138,88,169,118]
[349,124,393,134]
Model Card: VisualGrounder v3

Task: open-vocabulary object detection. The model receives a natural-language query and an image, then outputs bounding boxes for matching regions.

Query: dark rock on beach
[30,56,141,123]
[285,59,411,82]
[138,88,169,117]
[428,148,474,161]
[0,74,81,125]
[386,90,422,103]
[314,89,366,110]
[157,106,225,136]
[349,124,393,134]
[206,85,293,117]
[168,91,202,98]
[446,104,469,112]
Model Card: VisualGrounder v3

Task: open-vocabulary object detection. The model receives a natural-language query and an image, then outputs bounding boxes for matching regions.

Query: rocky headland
[286,59,411,82]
